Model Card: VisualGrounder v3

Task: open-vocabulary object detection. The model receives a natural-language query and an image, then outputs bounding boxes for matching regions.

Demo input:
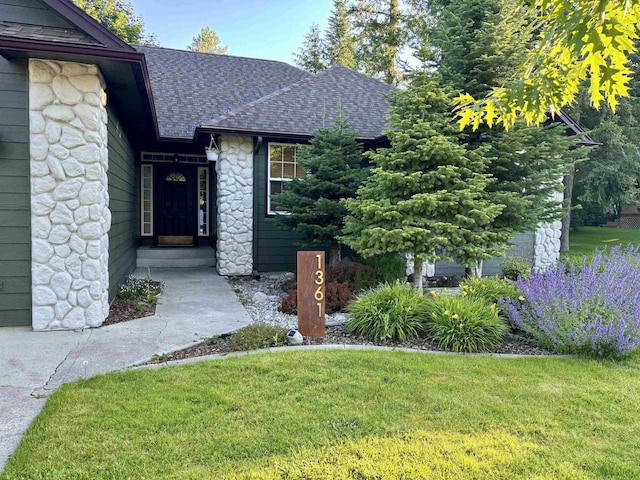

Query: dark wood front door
[155,165,196,245]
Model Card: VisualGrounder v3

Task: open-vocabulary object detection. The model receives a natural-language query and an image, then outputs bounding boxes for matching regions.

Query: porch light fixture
[173,153,179,163]
[205,134,220,162]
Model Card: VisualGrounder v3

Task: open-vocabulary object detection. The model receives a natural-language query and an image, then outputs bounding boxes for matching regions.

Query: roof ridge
[133,43,307,70]
[320,64,396,89]
[203,73,320,126]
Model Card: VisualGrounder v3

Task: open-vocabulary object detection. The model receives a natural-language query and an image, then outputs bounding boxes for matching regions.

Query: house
[0,0,589,330]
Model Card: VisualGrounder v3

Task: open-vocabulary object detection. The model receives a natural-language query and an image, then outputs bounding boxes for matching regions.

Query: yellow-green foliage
[229,430,582,479]
[423,294,508,352]
[455,0,640,130]
[460,276,520,306]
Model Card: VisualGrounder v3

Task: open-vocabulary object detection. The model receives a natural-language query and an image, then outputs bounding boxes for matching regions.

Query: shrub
[327,262,377,292]
[500,245,640,359]
[459,276,520,306]
[358,254,405,283]
[226,323,289,352]
[278,281,355,315]
[325,281,355,314]
[422,294,507,352]
[279,289,298,314]
[117,275,163,300]
[346,282,427,342]
[500,256,531,281]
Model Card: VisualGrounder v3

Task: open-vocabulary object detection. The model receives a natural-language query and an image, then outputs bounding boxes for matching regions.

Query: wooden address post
[297,251,325,337]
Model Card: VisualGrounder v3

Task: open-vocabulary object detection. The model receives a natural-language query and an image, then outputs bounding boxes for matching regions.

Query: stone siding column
[29,60,110,330]
[216,135,253,275]
[533,190,564,270]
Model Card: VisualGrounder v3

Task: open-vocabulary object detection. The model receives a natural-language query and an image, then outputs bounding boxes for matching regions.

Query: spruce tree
[273,113,367,265]
[342,70,508,288]
[429,0,580,256]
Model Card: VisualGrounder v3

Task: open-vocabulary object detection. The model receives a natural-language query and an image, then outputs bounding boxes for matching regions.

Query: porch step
[136,247,217,268]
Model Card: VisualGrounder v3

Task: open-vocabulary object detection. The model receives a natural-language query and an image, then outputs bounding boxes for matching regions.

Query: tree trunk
[560,166,575,252]
[329,242,342,266]
[413,256,424,292]
[464,260,482,279]
[385,0,400,85]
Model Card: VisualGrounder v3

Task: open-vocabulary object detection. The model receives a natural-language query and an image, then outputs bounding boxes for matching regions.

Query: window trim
[140,164,153,236]
[267,142,305,215]
[197,166,209,237]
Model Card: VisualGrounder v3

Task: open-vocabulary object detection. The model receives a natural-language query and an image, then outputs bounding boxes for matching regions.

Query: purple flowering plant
[500,245,640,359]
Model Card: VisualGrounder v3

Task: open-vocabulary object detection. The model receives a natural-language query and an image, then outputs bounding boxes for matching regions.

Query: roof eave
[197,125,378,142]
[0,37,143,61]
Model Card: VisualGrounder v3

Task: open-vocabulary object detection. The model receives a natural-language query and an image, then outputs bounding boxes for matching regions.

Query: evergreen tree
[325,0,359,70]
[430,0,580,254]
[273,112,367,266]
[342,71,508,288]
[294,24,328,73]
[188,26,227,54]
[566,56,640,229]
[352,0,406,85]
[575,122,640,222]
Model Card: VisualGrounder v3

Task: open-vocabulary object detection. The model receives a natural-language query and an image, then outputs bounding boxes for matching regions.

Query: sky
[131,0,334,63]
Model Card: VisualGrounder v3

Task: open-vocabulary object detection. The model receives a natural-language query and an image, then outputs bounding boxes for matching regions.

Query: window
[268,143,305,214]
[198,167,209,236]
[165,172,186,182]
[141,164,153,236]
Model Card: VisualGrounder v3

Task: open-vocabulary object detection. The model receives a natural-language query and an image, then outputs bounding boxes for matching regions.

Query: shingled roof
[0,20,102,46]
[203,65,394,139]
[135,45,313,138]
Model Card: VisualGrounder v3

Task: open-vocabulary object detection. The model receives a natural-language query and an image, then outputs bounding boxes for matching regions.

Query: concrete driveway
[0,268,251,471]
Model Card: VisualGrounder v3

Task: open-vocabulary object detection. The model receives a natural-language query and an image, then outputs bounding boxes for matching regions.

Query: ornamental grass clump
[346,282,427,342]
[422,294,507,352]
[501,245,640,359]
[459,276,521,307]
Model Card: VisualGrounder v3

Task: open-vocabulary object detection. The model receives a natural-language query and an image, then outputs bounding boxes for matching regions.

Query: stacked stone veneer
[216,135,253,275]
[29,59,110,331]
[533,190,564,270]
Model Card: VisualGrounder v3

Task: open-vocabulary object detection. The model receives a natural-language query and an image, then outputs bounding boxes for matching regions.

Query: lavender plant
[500,245,640,359]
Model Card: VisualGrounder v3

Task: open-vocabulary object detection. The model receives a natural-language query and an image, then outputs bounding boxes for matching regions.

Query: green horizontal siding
[0,0,72,28]
[107,107,138,301]
[253,141,334,273]
[0,57,30,327]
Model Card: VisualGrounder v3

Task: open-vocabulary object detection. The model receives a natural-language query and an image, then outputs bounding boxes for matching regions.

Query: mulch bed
[154,325,555,364]
[104,296,158,326]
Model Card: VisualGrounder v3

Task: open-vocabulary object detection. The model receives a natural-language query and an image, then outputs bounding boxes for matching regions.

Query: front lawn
[569,226,640,256]
[3,351,639,479]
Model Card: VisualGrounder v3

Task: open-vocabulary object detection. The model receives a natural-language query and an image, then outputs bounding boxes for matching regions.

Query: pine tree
[325,0,358,70]
[294,24,328,73]
[342,71,508,288]
[273,112,367,266]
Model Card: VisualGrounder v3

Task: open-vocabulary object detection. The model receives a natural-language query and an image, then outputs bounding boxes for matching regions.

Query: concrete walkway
[0,268,251,471]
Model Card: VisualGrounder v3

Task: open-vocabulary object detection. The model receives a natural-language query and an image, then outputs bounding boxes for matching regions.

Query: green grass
[3,351,640,479]
[569,226,640,256]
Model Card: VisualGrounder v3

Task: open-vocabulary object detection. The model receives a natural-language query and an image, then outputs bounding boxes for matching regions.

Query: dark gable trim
[0,37,143,60]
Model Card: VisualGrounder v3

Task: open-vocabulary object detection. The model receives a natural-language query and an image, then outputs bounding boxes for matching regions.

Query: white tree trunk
[413,256,424,291]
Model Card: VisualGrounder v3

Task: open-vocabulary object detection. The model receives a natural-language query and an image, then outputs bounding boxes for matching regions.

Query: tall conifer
[342,69,508,287]
[273,113,367,265]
